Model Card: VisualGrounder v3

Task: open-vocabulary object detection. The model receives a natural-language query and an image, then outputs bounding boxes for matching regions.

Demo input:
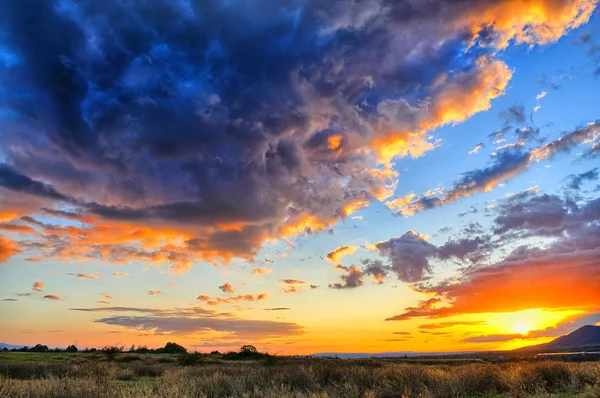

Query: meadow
[1,351,600,397]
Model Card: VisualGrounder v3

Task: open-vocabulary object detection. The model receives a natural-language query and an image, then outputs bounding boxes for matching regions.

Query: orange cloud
[385,193,416,210]
[252,267,272,276]
[279,215,329,238]
[281,285,300,294]
[197,293,267,305]
[0,223,34,233]
[388,248,600,321]
[43,295,60,301]
[147,290,165,296]
[0,233,20,263]
[112,272,129,278]
[464,0,597,48]
[32,281,44,292]
[219,282,234,294]
[371,58,512,163]
[279,279,307,285]
[326,245,358,265]
[327,134,342,151]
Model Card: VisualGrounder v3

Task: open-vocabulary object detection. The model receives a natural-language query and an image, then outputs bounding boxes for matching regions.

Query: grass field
[1,352,600,397]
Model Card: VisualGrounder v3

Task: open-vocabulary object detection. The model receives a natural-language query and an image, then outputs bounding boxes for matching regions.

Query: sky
[1,0,600,355]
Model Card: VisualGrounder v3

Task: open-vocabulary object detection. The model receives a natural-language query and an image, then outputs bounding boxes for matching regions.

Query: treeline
[3,342,270,360]
[4,342,191,354]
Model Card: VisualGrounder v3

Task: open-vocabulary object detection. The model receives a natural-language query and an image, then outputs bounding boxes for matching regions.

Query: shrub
[102,345,124,361]
[158,342,187,354]
[177,352,204,366]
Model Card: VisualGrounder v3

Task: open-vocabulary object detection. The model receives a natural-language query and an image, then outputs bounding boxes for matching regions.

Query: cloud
[197,293,267,306]
[0,233,20,263]
[464,312,600,343]
[326,246,358,265]
[281,285,301,294]
[112,272,129,278]
[362,259,389,284]
[71,305,302,340]
[387,192,600,321]
[2,298,17,302]
[43,295,60,301]
[500,105,527,126]
[329,231,490,288]
[280,279,307,285]
[66,273,99,280]
[218,282,234,294]
[32,281,44,292]
[469,144,484,155]
[147,290,165,296]
[419,321,486,330]
[566,168,599,190]
[264,308,291,311]
[393,121,600,216]
[329,266,364,289]
[0,0,594,268]
[0,223,34,233]
[463,333,524,343]
[536,91,547,100]
[252,267,272,276]
[310,284,319,289]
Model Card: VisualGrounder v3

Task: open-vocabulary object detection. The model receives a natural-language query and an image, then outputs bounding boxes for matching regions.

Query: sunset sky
[1,0,599,355]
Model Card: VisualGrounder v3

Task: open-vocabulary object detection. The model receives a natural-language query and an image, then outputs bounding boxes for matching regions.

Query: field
[1,352,600,397]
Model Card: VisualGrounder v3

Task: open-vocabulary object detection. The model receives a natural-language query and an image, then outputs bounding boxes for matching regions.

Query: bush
[158,342,187,354]
[102,345,124,361]
[177,353,204,366]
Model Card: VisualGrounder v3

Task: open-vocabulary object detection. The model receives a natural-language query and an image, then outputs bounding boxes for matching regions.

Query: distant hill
[516,325,600,352]
[0,343,24,350]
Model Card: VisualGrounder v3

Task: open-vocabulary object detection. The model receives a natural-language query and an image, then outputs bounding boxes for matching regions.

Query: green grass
[0,352,75,362]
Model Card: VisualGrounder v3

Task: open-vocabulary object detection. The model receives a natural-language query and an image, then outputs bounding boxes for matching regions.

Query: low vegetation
[1,347,600,397]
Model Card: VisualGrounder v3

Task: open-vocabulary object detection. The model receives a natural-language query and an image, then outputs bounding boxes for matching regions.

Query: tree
[240,345,257,354]
[30,344,49,352]
[160,342,187,354]
[65,345,78,353]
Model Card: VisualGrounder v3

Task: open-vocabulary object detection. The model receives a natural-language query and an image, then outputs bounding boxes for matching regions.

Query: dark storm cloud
[0,0,596,268]
[0,164,72,202]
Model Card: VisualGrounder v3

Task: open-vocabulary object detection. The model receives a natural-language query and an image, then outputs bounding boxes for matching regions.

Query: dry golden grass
[1,356,599,397]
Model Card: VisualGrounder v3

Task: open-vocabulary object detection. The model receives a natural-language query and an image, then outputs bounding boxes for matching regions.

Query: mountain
[0,343,24,350]
[517,325,600,352]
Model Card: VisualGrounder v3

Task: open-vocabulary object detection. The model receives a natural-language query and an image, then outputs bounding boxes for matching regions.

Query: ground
[1,352,599,397]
